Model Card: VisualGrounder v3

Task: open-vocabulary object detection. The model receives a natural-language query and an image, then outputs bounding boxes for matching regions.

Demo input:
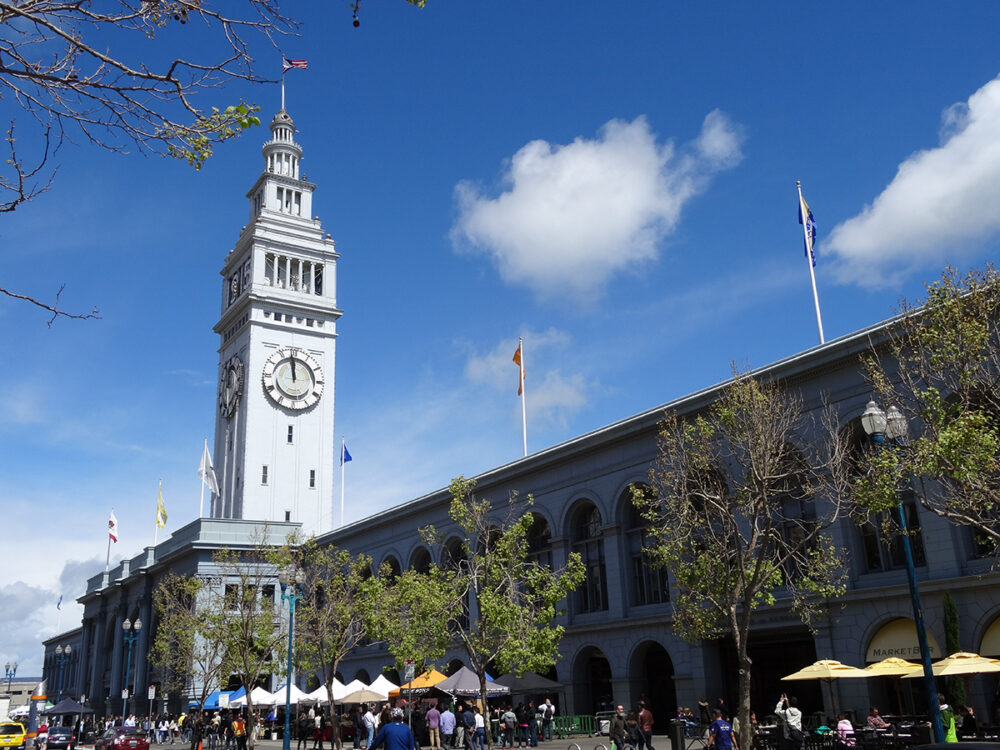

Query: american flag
[283,58,309,73]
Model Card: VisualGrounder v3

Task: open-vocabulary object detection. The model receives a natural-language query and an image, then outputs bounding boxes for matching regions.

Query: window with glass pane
[573,505,607,612]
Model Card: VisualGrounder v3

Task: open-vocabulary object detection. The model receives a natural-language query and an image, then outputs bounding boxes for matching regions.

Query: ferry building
[43,108,1000,724]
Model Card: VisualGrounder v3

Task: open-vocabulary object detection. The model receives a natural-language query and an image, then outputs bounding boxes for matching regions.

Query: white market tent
[230,686,275,707]
[336,679,368,703]
[273,683,312,705]
[305,678,346,704]
[368,675,397,698]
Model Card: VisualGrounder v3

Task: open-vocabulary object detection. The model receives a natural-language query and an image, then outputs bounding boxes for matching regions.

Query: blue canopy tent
[187,691,233,710]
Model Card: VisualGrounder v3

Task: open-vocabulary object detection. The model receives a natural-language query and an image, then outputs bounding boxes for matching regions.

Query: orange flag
[512,343,524,396]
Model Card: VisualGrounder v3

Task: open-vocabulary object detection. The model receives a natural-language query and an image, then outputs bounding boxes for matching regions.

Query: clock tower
[211,109,341,536]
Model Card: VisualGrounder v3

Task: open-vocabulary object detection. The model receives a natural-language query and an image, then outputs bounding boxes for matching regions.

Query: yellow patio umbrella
[782,659,871,681]
[865,658,921,715]
[864,658,921,677]
[902,652,1000,677]
[389,668,448,698]
[782,659,871,716]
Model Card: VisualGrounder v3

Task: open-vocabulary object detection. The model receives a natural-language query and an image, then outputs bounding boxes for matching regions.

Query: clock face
[218,356,244,418]
[262,347,324,410]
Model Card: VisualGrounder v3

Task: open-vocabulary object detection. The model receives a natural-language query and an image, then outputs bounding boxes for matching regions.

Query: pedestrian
[938,694,958,743]
[353,707,367,750]
[425,704,441,750]
[460,704,475,750]
[609,706,627,750]
[231,713,247,750]
[707,709,737,750]
[472,707,485,750]
[369,708,415,750]
[189,713,204,750]
[364,705,378,749]
[774,694,802,750]
[637,701,654,750]
[500,707,517,750]
[439,705,455,750]
[526,702,538,748]
[541,700,555,743]
[299,713,313,750]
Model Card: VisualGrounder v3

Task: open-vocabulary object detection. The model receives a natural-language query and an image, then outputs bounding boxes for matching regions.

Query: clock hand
[291,358,296,382]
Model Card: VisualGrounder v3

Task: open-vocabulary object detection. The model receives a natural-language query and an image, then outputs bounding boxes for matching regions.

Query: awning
[981,616,1000,657]
[866,618,941,663]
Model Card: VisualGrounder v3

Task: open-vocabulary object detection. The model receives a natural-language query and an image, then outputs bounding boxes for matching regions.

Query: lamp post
[278,568,303,750]
[4,662,16,692]
[121,618,142,719]
[55,645,72,702]
[861,399,944,743]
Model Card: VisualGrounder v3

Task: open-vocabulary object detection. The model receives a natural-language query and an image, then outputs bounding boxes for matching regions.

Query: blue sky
[3,2,1000,674]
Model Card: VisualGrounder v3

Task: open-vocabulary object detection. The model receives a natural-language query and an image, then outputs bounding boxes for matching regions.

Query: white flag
[108,510,119,543]
[199,441,220,496]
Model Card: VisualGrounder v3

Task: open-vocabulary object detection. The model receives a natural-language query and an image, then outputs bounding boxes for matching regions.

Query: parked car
[0,723,26,750]
[46,727,77,750]
[94,727,149,750]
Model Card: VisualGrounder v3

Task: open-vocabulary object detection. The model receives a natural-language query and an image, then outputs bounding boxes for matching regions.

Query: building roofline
[318,312,900,544]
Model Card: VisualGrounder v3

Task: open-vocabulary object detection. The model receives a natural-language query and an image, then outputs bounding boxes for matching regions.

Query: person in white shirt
[774,694,803,750]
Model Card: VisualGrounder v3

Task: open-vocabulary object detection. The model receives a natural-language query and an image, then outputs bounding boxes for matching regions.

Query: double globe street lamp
[121,618,142,719]
[860,399,944,743]
[54,645,72,702]
[278,568,304,750]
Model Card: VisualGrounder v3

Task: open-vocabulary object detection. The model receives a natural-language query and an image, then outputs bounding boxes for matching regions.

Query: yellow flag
[156,481,168,529]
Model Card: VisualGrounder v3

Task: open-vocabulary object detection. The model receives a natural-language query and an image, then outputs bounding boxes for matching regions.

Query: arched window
[623,484,669,606]
[572,503,607,613]
[409,547,432,574]
[842,419,927,572]
[527,513,552,569]
[381,555,402,582]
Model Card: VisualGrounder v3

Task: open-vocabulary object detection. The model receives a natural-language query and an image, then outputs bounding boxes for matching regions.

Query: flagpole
[797,180,825,345]
[281,63,286,111]
[199,437,207,517]
[519,337,527,457]
[340,436,346,528]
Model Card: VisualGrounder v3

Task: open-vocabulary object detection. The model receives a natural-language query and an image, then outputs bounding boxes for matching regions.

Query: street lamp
[861,399,944,743]
[4,662,16,692]
[121,618,142,719]
[55,645,72,702]
[278,567,303,750]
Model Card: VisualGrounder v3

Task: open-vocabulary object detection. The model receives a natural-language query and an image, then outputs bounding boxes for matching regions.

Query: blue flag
[798,193,817,267]
[341,444,353,465]
[56,595,62,610]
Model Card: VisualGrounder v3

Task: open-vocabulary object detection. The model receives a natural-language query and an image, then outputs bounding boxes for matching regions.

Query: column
[76,619,92,701]
[109,606,126,711]
[134,597,152,715]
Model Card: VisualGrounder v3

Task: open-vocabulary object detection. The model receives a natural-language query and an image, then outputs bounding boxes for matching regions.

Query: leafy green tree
[150,573,230,713]
[212,542,288,749]
[942,592,967,707]
[375,565,455,674]
[635,370,850,750]
[291,540,387,748]
[858,266,1000,557]
[417,477,585,743]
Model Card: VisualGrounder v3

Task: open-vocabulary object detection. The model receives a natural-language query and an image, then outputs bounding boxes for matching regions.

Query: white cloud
[451,112,744,301]
[463,328,570,392]
[462,330,594,429]
[826,75,1000,287]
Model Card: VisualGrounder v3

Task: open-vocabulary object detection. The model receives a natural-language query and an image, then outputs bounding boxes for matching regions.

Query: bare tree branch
[0,283,100,325]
